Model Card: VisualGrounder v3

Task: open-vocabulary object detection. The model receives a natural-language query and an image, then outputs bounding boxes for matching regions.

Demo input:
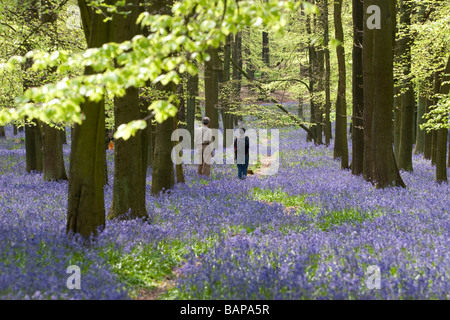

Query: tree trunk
[262,31,270,68]
[0,126,5,138]
[245,27,255,80]
[393,91,401,161]
[414,89,426,154]
[397,0,414,172]
[370,0,405,188]
[351,0,364,176]
[151,85,176,195]
[431,70,442,166]
[67,0,111,238]
[435,56,450,183]
[333,0,348,169]
[424,97,433,160]
[323,0,332,145]
[186,72,198,149]
[25,119,43,173]
[109,0,147,220]
[41,1,67,182]
[42,125,68,181]
[363,1,375,181]
[306,13,316,143]
[205,47,221,131]
[221,34,234,148]
[232,31,242,125]
[13,125,18,135]
[174,92,185,184]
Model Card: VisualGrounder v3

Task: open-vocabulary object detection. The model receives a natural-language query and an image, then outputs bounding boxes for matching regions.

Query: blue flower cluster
[0,125,448,299]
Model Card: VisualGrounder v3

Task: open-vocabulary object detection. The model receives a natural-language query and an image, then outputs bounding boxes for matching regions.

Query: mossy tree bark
[363,1,374,181]
[41,0,68,182]
[323,0,332,145]
[151,84,176,195]
[205,47,221,131]
[435,56,450,183]
[186,72,198,149]
[232,32,242,126]
[108,0,147,220]
[333,0,348,169]
[397,0,414,172]
[370,0,405,188]
[67,0,112,238]
[351,0,364,176]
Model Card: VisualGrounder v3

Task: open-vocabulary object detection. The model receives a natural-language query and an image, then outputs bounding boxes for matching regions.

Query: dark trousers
[237,155,249,179]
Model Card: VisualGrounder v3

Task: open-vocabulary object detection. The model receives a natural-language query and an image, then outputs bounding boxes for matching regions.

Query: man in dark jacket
[234,128,249,180]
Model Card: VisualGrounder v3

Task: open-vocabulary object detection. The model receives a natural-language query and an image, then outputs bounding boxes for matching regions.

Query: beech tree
[365,0,405,188]
[333,0,348,169]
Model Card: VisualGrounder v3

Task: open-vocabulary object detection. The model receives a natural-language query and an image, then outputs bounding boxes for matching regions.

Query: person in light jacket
[194,117,214,177]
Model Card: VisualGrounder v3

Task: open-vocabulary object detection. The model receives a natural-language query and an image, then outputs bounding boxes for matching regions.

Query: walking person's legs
[243,155,249,179]
[197,146,204,175]
[201,144,212,177]
[237,164,244,179]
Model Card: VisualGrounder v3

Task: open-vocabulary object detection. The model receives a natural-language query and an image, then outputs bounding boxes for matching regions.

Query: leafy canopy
[0,0,301,140]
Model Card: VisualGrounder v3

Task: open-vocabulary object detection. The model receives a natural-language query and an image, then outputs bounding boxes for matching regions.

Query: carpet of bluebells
[0,124,449,300]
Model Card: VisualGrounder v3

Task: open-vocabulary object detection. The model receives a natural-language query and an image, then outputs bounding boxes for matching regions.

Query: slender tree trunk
[435,56,450,183]
[262,31,270,68]
[424,97,433,160]
[363,2,374,181]
[323,0,332,145]
[13,125,18,135]
[174,88,185,184]
[245,27,255,80]
[431,71,442,166]
[447,137,450,168]
[397,0,414,172]
[151,84,176,195]
[41,0,67,182]
[393,90,401,161]
[414,88,426,154]
[67,0,111,238]
[315,48,324,146]
[42,124,68,181]
[232,31,242,125]
[370,0,405,188]
[25,119,43,173]
[306,13,316,143]
[0,126,5,138]
[351,0,364,175]
[151,0,176,197]
[205,47,221,131]
[221,34,234,147]
[109,0,147,220]
[333,0,348,169]
[187,72,198,149]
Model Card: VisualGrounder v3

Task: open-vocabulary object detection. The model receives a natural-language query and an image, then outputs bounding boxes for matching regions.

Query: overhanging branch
[230,57,314,138]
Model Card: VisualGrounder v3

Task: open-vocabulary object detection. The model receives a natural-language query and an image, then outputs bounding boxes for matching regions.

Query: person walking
[194,117,214,177]
[234,128,249,180]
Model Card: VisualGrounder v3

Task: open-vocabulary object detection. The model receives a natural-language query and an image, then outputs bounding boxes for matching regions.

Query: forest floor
[0,125,449,300]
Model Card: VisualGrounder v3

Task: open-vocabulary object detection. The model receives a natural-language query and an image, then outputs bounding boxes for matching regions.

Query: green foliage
[0,0,300,140]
